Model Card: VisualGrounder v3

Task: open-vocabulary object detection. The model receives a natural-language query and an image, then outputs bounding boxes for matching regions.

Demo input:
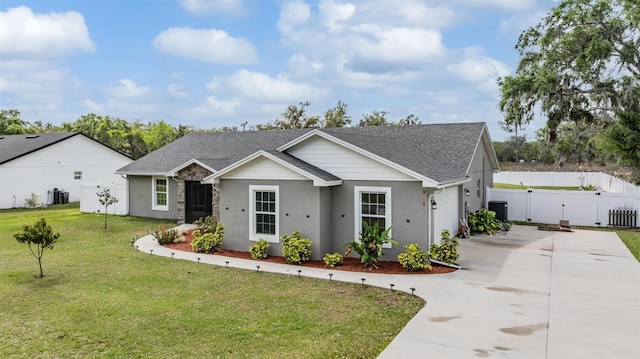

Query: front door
[185,181,212,223]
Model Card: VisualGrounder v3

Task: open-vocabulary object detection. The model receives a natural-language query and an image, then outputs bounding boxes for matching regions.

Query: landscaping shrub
[429,230,460,265]
[193,215,219,234]
[468,208,499,235]
[153,226,178,245]
[281,231,312,264]
[323,252,343,268]
[249,239,270,259]
[191,223,224,253]
[343,221,399,269]
[398,243,431,272]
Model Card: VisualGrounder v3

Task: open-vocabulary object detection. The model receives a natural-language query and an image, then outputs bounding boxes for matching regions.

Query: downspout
[427,188,445,250]
[120,174,129,215]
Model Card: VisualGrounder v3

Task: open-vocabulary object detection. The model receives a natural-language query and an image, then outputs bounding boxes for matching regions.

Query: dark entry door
[185,181,212,223]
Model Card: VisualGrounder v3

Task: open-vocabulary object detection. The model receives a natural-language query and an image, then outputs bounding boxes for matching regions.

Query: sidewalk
[135,225,640,358]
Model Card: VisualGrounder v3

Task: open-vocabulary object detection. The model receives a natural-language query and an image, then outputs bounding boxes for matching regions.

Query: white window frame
[249,185,279,242]
[354,186,392,249]
[152,176,169,211]
[73,171,82,180]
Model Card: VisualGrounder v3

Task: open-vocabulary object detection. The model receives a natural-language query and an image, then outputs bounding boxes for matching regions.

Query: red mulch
[164,230,457,275]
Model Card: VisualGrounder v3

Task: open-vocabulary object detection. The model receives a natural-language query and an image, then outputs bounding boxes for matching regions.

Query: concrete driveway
[378,225,640,358]
[136,224,640,358]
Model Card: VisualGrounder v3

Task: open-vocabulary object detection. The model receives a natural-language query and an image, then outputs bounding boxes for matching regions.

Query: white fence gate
[486,188,640,227]
[80,183,128,215]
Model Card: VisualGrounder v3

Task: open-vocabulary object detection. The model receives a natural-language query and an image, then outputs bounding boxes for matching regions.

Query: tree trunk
[104,205,108,229]
[37,257,44,278]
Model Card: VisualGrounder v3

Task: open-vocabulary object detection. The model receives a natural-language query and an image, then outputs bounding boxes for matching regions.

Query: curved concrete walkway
[135,225,640,358]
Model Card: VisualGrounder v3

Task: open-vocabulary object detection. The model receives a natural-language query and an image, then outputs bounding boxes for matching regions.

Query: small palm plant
[344,221,398,269]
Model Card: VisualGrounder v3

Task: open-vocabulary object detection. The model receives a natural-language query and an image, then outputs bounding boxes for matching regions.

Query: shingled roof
[0,132,79,165]
[117,122,496,185]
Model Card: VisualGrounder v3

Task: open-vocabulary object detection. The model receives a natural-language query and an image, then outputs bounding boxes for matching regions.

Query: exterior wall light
[431,200,437,210]
[465,188,470,196]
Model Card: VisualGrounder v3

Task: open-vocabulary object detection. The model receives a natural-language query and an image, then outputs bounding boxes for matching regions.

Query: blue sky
[0,0,557,140]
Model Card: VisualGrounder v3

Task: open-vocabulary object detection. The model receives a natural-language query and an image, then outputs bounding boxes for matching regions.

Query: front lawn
[617,230,640,261]
[0,204,424,358]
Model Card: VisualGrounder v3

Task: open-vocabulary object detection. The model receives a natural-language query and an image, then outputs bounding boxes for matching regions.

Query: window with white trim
[354,186,392,248]
[152,177,168,211]
[249,185,279,242]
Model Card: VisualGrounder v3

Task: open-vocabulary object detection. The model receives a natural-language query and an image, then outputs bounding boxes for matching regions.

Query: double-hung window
[152,177,168,211]
[354,186,392,248]
[250,185,279,242]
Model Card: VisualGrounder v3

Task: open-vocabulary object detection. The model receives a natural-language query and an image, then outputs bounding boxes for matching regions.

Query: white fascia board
[279,130,437,187]
[115,171,168,176]
[435,177,472,189]
[466,125,500,176]
[166,159,216,177]
[202,150,341,187]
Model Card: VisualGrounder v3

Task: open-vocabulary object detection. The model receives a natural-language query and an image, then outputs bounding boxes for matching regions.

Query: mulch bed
[163,230,457,275]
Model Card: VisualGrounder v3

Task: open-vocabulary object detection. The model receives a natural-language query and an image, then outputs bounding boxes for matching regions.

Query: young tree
[14,217,60,278]
[498,0,639,141]
[358,110,390,126]
[0,109,29,135]
[97,188,119,229]
[322,101,351,127]
[397,114,421,126]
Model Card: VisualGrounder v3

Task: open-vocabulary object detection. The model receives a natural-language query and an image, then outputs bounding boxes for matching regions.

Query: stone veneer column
[177,163,213,223]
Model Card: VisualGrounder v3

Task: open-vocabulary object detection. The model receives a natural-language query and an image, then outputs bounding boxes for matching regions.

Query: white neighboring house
[0,132,132,209]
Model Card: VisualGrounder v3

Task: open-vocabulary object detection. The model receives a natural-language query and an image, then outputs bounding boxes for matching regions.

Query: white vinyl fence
[487,187,640,227]
[495,171,640,194]
[80,183,128,215]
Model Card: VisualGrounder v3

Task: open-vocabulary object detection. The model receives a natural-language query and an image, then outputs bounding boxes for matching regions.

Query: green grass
[494,183,582,191]
[617,231,640,261]
[0,205,424,358]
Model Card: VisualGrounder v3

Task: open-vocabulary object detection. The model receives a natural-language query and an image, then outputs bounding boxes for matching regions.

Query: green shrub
[468,208,499,235]
[343,222,398,269]
[193,215,219,234]
[191,223,224,253]
[429,230,460,264]
[398,243,431,272]
[582,183,598,191]
[281,231,312,265]
[153,226,178,245]
[323,252,343,268]
[249,239,270,259]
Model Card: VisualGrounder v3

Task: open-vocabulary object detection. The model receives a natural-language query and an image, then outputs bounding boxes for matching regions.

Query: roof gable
[0,133,79,165]
[204,150,342,187]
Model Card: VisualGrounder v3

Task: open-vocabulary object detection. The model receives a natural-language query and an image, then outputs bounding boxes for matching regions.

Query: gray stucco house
[116,123,499,261]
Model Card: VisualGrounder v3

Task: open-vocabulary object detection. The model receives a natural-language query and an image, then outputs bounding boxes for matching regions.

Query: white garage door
[433,186,459,244]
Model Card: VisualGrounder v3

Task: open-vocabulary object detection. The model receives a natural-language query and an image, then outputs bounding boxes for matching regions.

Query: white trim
[203,150,342,187]
[353,186,393,249]
[166,159,216,177]
[277,130,439,187]
[249,185,280,243]
[152,176,169,211]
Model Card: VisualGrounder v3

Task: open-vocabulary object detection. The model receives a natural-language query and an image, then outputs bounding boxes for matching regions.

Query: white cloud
[153,27,258,64]
[179,0,246,15]
[0,6,95,60]
[318,0,355,33]
[203,95,242,114]
[225,69,330,102]
[453,0,537,11]
[168,84,189,98]
[277,0,311,34]
[446,47,510,92]
[108,79,150,99]
[351,26,444,63]
[83,99,105,113]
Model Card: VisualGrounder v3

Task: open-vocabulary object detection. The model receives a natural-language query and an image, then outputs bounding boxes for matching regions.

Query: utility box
[488,201,508,221]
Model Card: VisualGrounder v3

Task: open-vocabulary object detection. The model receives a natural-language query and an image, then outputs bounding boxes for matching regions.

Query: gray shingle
[117,123,489,184]
[0,133,79,165]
